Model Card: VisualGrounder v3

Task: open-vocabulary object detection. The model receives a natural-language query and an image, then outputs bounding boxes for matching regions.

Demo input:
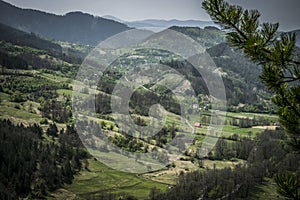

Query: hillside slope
[0,0,130,46]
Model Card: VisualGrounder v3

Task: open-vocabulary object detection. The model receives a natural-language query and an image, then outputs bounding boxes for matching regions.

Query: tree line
[0,119,88,199]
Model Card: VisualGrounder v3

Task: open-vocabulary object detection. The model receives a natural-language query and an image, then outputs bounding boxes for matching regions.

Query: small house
[193,104,199,109]
[194,122,202,128]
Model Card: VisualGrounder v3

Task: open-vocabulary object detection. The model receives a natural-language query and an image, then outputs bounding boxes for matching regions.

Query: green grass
[222,125,263,137]
[225,111,278,121]
[0,102,43,125]
[57,89,89,98]
[39,72,71,83]
[65,159,167,199]
[203,159,245,169]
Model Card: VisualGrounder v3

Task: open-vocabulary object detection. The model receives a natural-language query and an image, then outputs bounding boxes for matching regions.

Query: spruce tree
[202,0,300,199]
[202,0,300,150]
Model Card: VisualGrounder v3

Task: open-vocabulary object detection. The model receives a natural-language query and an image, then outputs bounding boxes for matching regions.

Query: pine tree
[275,172,300,200]
[46,123,58,137]
[202,0,300,199]
[202,0,300,150]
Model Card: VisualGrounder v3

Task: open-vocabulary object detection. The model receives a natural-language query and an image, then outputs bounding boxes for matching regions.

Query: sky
[3,0,300,31]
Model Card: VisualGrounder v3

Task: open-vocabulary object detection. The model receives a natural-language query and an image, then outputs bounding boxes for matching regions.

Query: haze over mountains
[0,0,299,47]
[102,15,217,32]
[0,0,298,107]
[0,0,130,46]
[0,0,215,46]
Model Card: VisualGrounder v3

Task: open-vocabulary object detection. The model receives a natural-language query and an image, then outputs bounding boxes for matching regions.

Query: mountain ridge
[0,0,131,46]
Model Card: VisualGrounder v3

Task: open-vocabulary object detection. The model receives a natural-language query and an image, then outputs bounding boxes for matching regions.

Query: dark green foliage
[46,123,58,137]
[95,78,181,116]
[0,50,28,69]
[169,26,226,48]
[208,136,255,161]
[0,119,87,199]
[59,124,84,148]
[162,58,271,112]
[130,86,181,116]
[92,42,272,114]
[0,41,81,72]
[110,135,144,153]
[95,92,112,114]
[0,22,62,57]
[108,124,178,153]
[0,21,91,65]
[0,72,67,101]
[0,1,130,46]
[202,0,300,151]
[207,43,264,104]
[40,98,72,123]
[150,129,300,200]
[151,125,178,148]
[275,172,300,200]
[202,1,300,199]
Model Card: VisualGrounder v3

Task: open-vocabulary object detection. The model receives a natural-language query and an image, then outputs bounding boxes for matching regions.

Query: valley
[0,1,299,199]
[0,21,283,199]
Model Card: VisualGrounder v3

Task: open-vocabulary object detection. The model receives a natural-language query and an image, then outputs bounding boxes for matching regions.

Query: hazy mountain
[132,19,217,28]
[102,15,125,23]
[290,29,300,47]
[0,0,131,46]
[206,42,266,106]
[0,22,62,56]
[169,26,226,48]
[100,15,218,32]
[0,22,90,65]
[207,42,262,85]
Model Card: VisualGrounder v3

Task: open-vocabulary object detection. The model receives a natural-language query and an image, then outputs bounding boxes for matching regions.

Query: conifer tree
[202,0,300,199]
[202,0,300,150]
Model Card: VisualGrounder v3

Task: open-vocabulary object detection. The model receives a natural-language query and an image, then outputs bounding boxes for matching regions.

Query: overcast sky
[3,0,300,31]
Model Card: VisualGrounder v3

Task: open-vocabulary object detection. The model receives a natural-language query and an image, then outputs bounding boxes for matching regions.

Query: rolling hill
[0,0,131,46]
[101,15,218,32]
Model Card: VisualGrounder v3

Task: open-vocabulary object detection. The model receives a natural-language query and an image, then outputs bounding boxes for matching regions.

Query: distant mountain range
[0,8,274,110]
[0,0,298,47]
[102,15,217,31]
[0,0,130,46]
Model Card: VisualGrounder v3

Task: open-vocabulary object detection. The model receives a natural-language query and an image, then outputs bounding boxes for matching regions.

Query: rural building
[194,122,202,128]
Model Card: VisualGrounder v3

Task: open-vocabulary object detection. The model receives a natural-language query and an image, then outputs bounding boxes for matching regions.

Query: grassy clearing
[57,89,90,98]
[222,125,263,137]
[0,97,67,132]
[0,103,42,125]
[203,159,245,170]
[39,72,71,83]
[143,160,200,185]
[65,159,167,199]
[226,111,278,121]
[193,124,262,140]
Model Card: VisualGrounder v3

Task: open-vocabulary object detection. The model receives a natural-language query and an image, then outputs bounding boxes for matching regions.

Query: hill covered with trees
[0,0,131,46]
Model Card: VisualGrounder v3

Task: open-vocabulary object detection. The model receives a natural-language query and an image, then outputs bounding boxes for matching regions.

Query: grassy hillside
[61,159,167,199]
